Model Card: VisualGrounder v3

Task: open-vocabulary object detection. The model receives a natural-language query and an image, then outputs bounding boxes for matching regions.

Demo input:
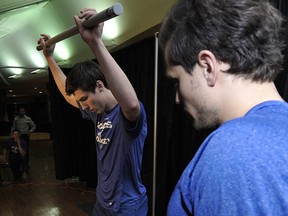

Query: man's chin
[193,120,220,131]
[90,109,99,114]
[94,110,102,114]
[184,112,202,130]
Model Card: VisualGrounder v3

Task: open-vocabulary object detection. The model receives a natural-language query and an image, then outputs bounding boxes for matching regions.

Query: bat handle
[36,3,123,51]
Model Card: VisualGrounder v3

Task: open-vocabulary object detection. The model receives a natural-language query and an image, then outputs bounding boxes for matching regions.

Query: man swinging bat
[38,8,148,216]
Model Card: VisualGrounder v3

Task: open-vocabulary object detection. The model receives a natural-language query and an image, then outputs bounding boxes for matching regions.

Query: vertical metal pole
[152,32,159,216]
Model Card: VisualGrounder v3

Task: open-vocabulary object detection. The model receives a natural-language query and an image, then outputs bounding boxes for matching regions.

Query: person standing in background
[11,107,36,168]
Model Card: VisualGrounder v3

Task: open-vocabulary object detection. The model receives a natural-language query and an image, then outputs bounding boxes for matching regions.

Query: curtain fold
[272,0,288,101]
[49,68,97,188]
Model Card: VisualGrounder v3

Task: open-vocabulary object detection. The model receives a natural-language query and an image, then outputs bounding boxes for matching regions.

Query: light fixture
[8,74,21,79]
[30,69,47,74]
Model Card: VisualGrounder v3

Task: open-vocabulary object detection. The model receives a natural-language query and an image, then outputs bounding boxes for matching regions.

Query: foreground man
[159,0,288,215]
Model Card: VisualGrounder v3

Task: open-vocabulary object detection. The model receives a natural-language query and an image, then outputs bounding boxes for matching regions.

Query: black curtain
[49,2,288,215]
[271,0,288,100]
[49,68,97,188]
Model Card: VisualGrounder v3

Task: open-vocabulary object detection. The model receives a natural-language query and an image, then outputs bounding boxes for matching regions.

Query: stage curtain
[49,68,97,188]
[272,0,288,100]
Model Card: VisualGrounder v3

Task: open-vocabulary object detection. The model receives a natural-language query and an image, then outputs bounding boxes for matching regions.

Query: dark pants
[9,156,28,179]
[21,134,30,166]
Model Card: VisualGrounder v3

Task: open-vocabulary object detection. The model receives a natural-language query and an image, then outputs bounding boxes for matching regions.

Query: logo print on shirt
[96,120,112,149]
[12,146,19,154]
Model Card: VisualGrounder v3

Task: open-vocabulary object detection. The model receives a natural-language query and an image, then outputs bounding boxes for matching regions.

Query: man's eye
[79,96,88,102]
[174,82,179,88]
[171,79,179,89]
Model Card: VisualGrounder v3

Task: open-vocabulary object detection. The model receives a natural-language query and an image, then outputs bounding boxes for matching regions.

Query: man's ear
[96,80,104,91]
[198,50,219,87]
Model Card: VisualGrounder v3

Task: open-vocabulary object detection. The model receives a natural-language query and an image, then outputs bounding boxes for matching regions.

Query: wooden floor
[0,134,96,216]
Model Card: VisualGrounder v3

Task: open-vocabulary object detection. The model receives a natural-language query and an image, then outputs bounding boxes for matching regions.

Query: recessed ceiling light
[8,74,20,79]
[31,69,40,74]
[31,69,47,74]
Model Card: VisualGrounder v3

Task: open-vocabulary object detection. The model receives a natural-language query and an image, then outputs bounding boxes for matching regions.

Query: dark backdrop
[49,2,288,215]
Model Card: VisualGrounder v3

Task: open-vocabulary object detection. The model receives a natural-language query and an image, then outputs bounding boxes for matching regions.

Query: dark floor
[0,133,96,216]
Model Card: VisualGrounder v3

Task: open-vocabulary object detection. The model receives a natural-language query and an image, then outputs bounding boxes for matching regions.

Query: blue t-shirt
[167,100,288,216]
[79,101,147,212]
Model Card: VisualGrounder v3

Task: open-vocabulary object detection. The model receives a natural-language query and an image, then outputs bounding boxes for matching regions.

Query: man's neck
[219,80,283,123]
[104,90,118,112]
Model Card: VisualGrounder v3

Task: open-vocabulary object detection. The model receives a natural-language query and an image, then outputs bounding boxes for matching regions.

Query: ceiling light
[31,69,40,74]
[8,74,21,79]
[57,60,69,66]
[31,69,47,74]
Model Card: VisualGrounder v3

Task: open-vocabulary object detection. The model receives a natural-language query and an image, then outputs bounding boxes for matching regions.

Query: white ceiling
[0,0,175,99]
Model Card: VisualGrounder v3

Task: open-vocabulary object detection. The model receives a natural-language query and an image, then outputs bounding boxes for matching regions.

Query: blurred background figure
[4,129,28,181]
[11,107,36,168]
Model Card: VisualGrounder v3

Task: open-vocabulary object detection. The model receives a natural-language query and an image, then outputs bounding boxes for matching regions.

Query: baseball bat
[36,3,123,51]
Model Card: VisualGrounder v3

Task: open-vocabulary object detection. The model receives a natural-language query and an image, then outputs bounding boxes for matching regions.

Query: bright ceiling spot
[103,19,120,40]
[6,59,23,74]
[31,53,46,68]
[54,43,70,61]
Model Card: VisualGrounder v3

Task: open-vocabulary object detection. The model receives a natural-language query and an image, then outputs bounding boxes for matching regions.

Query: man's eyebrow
[168,77,178,83]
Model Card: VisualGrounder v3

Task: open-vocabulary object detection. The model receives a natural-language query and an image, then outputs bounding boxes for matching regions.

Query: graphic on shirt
[11,145,19,154]
[96,119,112,149]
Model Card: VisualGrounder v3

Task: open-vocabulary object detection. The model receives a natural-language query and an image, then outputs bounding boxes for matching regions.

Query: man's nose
[80,101,88,109]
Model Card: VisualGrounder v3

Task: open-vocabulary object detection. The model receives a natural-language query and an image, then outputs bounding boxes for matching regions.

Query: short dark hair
[159,0,286,82]
[65,60,108,95]
[12,129,20,134]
